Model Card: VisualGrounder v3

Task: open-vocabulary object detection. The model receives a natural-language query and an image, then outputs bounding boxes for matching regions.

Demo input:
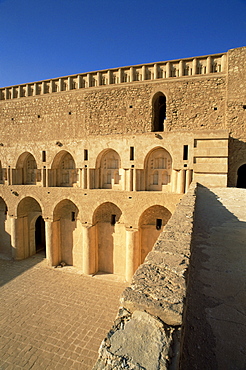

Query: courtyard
[0,253,127,369]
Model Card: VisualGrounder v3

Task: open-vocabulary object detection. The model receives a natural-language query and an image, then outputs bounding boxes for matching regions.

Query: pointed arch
[95,149,121,189]
[15,152,38,185]
[51,150,77,187]
[92,202,124,275]
[138,205,171,264]
[152,92,166,132]
[53,199,80,266]
[144,147,172,191]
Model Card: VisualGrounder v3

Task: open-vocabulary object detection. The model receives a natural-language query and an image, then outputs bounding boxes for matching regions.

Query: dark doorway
[236,164,246,188]
[35,216,46,254]
[153,93,166,132]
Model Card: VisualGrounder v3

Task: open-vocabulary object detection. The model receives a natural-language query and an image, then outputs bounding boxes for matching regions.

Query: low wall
[93,183,197,370]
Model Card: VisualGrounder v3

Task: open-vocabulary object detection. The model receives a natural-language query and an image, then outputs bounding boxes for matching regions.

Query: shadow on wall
[181,185,246,370]
[228,137,246,187]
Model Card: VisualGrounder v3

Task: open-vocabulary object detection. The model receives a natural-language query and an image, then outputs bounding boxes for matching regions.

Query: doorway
[35,216,46,254]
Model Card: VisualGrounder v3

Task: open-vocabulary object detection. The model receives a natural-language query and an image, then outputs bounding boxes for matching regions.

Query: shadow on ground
[181,185,246,370]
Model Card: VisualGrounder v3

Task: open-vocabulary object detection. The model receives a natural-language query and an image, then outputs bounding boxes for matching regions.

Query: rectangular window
[130,147,134,160]
[111,214,116,226]
[183,145,188,160]
[84,149,88,161]
[71,212,76,221]
[42,151,46,162]
[156,219,162,230]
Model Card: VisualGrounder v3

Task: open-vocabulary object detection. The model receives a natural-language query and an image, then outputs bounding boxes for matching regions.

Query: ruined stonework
[0,46,245,282]
[93,184,196,369]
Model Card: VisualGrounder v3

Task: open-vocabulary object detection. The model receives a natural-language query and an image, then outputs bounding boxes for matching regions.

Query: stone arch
[152,92,166,132]
[53,199,80,266]
[96,149,122,189]
[0,197,11,258]
[144,147,172,191]
[15,152,38,185]
[92,202,124,276]
[236,163,246,188]
[51,150,77,187]
[16,197,44,259]
[139,205,172,264]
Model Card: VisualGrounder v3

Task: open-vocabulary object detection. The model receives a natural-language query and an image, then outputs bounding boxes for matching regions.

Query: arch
[0,197,11,258]
[51,150,77,187]
[139,205,172,264]
[92,202,124,275]
[16,152,38,185]
[53,199,80,266]
[96,149,122,189]
[144,147,172,191]
[152,92,166,132]
[16,197,43,259]
[236,164,246,188]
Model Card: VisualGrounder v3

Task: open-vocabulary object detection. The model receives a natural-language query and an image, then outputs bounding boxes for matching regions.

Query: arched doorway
[93,202,124,276]
[152,92,166,132]
[16,197,43,259]
[16,152,38,185]
[145,147,172,191]
[237,164,246,188]
[96,149,121,189]
[53,199,80,266]
[51,151,77,187]
[0,197,11,258]
[35,216,46,254]
[139,205,171,264]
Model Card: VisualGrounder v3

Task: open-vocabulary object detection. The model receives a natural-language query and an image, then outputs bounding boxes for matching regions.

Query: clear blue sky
[0,0,245,87]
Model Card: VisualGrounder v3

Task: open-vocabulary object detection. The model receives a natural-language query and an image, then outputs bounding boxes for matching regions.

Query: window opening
[183,145,188,160]
[111,214,116,226]
[156,219,162,230]
[153,94,166,132]
[130,147,134,160]
[42,151,46,162]
[84,149,88,161]
[71,212,76,221]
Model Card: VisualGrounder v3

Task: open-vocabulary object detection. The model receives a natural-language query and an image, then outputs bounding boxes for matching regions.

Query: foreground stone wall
[93,183,197,370]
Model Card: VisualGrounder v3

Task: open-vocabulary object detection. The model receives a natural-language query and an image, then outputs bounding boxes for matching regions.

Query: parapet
[0,52,226,100]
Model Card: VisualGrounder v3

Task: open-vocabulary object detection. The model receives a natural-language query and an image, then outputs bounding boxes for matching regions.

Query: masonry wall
[93,183,197,369]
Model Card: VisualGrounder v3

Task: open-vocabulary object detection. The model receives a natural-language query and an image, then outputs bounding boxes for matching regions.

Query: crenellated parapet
[0,52,226,100]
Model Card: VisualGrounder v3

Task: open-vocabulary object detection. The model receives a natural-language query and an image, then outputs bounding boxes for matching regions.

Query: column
[130,67,134,82]
[118,68,122,83]
[192,58,197,75]
[49,80,53,93]
[142,65,146,81]
[177,169,185,193]
[68,77,71,90]
[33,83,37,96]
[179,60,183,77]
[125,228,138,282]
[7,166,11,185]
[154,63,158,79]
[221,54,227,72]
[42,167,46,187]
[171,169,178,192]
[185,169,193,193]
[41,82,45,94]
[207,56,212,74]
[132,168,137,191]
[78,75,82,89]
[166,62,170,78]
[86,168,90,189]
[87,73,91,87]
[108,70,111,84]
[97,72,100,86]
[11,216,18,259]
[82,224,91,275]
[45,219,53,266]
[59,78,62,92]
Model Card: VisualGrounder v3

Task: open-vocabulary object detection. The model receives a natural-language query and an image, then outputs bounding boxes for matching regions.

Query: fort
[0,46,245,368]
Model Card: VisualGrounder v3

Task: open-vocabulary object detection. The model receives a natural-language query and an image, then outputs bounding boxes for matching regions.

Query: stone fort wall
[0,46,245,282]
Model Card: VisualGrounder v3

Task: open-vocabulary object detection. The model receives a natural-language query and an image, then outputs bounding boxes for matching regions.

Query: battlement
[0,52,226,100]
